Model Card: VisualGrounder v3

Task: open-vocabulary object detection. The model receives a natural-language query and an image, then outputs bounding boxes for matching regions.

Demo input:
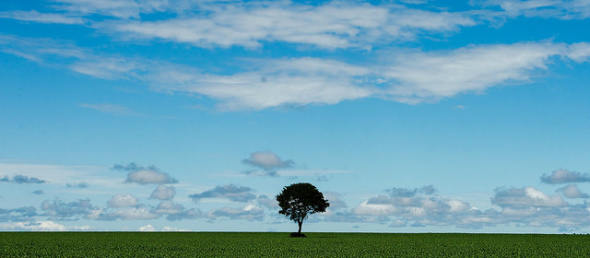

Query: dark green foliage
[276,183,329,234]
[1,232,590,257]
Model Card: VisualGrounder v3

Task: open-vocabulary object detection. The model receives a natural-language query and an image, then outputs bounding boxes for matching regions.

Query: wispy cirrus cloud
[0,10,85,24]
[165,57,373,110]
[80,103,137,116]
[0,35,142,80]
[474,0,590,19]
[381,41,569,103]
[0,160,121,192]
[100,1,477,49]
[52,0,168,19]
[2,35,589,111]
[172,41,590,109]
[71,57,142,79]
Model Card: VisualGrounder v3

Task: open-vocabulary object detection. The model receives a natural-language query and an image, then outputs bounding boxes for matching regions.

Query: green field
[0,232,588,257]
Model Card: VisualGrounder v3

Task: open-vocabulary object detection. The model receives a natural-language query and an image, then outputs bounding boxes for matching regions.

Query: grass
[1,232,589,257]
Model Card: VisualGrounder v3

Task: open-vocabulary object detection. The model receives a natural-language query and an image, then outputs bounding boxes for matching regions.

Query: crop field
[0,232,588,257]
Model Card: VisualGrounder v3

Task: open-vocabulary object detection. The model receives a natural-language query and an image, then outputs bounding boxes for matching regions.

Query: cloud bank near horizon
[1,158,589,232]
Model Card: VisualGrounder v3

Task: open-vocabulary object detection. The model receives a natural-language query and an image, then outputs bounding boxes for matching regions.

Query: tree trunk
[297,220,303,234]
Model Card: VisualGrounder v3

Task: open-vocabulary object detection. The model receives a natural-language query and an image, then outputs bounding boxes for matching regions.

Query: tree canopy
[276,182,329,235]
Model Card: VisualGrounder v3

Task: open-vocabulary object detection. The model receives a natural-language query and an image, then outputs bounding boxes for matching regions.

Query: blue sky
[0,0,589,233]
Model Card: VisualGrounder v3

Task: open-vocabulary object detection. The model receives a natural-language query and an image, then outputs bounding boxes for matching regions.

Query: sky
[0,0,589,233]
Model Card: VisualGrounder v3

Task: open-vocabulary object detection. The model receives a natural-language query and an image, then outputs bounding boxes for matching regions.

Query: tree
[276,183,329,235]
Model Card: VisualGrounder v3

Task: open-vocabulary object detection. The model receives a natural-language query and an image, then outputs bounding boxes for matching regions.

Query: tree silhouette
[276,183,329,236]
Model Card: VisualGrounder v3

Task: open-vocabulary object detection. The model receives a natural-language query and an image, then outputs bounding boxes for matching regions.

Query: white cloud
[107,194,139,208]
[0,35,143,80]
[491,186,567,208]
[70,57,142,79]
[41,199,95,220]
[189,184,256,202]
[154,57,374,110]
[207,204,264,221]
[354,188,473,221]
[195,73,371,111]
[126,169,178,185]
[243,152,290,170]
[0,175,46,184]
[256,195,278,210]
[540,169,590,184]
[388,185,436,197]
[0,206,37,221]
[162,226,190,232]
[149,201,202,221]
[147,41,590,110]
[0,221,67,231]
[323,192,348,211]
[112,207,160,220]
[3,35,589,111]
[566,42,590,62]
[87,206,160,220]
[476,0,590,19]
[382,42,567,103]
[353,200,398,216]
[345,185,590,230]
[150,185,175,200]
[0,49,44,63]
[85,208,105,220]
[557,184,590,198]
[152,201,184,215]
[0,10,85,24]
[138,224,156,231]
[191,76,369,110]
[139,224,191,231]
[0,35,87,64]
[166,209,202,221]
[101,2,476,49]
[0,160,107,186]
[66,182,88,188]
[53,0,160,19]
[446,200,470,213]
[242,151,293,176]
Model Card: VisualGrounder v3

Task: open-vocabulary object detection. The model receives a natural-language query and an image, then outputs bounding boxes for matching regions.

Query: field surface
[0,232,588,257]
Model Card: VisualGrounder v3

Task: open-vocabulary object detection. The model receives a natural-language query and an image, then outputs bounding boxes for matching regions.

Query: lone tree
[276,183,329,236]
